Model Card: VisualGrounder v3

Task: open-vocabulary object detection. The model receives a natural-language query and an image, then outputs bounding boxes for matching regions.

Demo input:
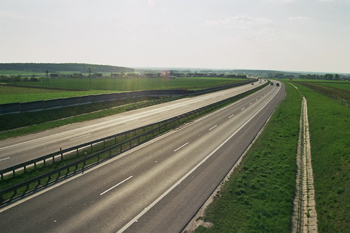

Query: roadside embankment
[293,83,350,232]
[192,82,301,232]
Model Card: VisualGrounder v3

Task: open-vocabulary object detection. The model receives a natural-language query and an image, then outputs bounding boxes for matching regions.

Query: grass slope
[294,83,350,232]
[195,83,301,233]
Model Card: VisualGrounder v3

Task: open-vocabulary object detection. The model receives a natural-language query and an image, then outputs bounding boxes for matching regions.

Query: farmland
[0,77,246,104]
[0,86,116,104]
[10,77,246,91]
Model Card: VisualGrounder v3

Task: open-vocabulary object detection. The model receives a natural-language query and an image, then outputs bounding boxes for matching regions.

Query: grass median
[195,82,302,232]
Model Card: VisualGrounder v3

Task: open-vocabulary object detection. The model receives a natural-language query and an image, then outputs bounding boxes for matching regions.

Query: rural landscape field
[1,1,350,232]
[0,63,349,232]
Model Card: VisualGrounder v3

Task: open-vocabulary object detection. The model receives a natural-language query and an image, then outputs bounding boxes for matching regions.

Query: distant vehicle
[251,83,254,85]
[276,83,280,86]
[270,82,273,85]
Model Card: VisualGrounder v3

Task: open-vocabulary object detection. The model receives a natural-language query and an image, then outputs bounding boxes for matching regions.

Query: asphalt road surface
[0,81,265,169]
[0,82,284,233]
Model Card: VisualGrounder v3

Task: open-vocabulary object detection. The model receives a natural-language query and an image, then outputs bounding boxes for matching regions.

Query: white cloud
[266,0,295,3]
[205,16,270,27]
[289,16,311,21]
[148,0,155,7]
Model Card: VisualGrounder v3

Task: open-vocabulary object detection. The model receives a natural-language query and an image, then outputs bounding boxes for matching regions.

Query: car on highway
[270,82,273,85]
[276,83,280,87]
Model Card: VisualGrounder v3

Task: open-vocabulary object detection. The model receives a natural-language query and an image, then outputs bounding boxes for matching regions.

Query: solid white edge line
[174,142,189,152]
[209,125,217,131]
[116,87,280,233]
[100,176,133,196]
[0,157,10,162]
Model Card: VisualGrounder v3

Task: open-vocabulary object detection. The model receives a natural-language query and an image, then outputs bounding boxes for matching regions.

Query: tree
[324,74,333,80]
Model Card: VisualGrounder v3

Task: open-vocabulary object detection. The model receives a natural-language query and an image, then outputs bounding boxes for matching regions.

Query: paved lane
[0,82,284,233]
[0,81,264,169]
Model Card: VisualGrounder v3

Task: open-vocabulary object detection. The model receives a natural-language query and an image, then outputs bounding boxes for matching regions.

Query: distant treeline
[0,75,39,82]
[0,63,134,73]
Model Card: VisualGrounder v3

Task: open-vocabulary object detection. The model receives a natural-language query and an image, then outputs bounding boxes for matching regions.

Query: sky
[1,0,350,73]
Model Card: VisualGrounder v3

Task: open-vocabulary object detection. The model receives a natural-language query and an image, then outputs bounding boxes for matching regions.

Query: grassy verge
[195,82,302,232]
[293,83,350,232]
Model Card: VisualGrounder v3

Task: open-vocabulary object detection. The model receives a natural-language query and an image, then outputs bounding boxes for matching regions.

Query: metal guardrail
[0,119,173,182]
[0,80,262,204]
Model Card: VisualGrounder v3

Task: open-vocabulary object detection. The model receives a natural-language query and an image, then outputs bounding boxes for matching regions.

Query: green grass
[293,83,350,233]
[195,82,301,233]
[0,86,117,104]
[11,77,246,91]
[317,82,350,91]
[295,81,350,110]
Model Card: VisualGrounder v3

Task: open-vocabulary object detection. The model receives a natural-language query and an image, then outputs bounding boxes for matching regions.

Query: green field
[11,77,246,91]
[0,77,246,104]
[195,83,301,232]
[0,86,117,104]
[293,82,350,232]
[317,82,350,91]
[294,79,350,91]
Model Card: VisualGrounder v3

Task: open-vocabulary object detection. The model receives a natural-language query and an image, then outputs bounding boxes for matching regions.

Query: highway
[0,82,284,233]
[0,81,265,169]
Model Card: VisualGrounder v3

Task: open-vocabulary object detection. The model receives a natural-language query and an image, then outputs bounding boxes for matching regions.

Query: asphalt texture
[0,82,285,233]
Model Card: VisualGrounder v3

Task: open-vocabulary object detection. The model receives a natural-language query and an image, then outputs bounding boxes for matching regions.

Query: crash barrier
[0,80,254,115]
[0,81,263,204]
